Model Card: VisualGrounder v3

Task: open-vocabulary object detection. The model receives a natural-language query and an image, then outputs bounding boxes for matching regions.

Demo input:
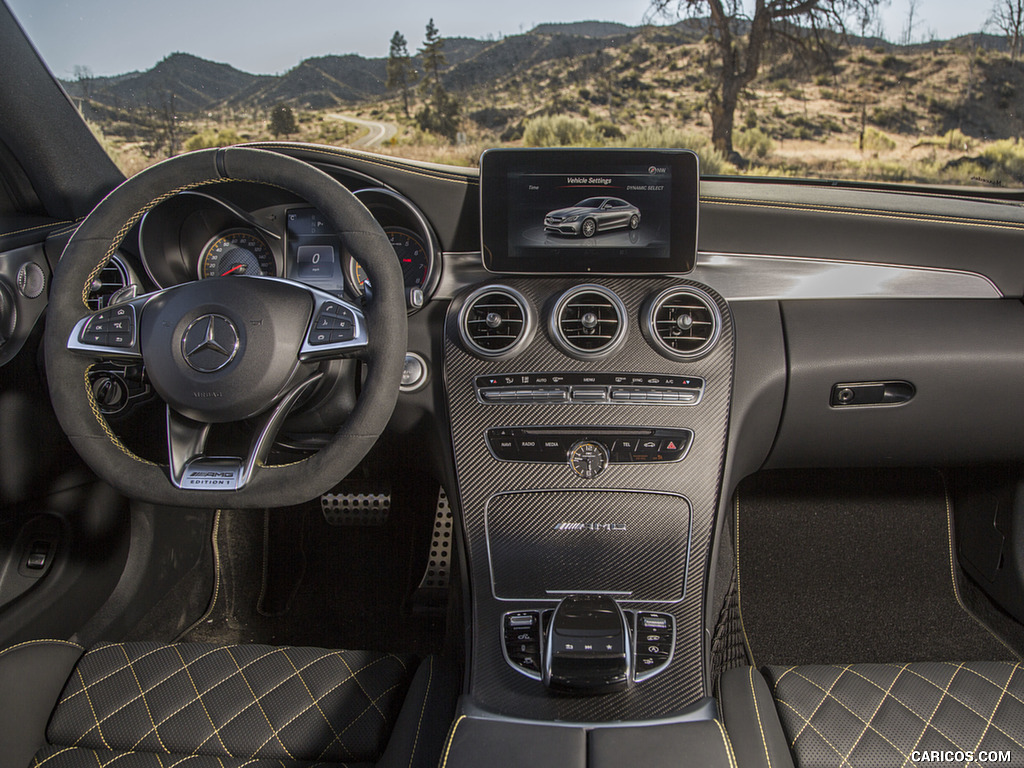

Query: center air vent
[643,286,721,360]
[550,285,627,359]
[459,286,532,358]
[86,254,129,312]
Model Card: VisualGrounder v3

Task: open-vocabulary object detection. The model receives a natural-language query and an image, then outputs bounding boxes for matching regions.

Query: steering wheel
[44,148,407,508]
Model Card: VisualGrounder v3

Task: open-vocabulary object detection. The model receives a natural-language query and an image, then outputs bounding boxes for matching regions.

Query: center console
[443,149,734,722]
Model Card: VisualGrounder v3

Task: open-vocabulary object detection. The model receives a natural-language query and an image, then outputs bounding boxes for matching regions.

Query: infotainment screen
[480,148,698,274]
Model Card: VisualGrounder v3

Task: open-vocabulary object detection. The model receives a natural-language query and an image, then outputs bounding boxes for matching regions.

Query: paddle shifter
[542,594,631,694]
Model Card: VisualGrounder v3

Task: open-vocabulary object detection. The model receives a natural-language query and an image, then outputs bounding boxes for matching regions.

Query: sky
[6,0,994,79]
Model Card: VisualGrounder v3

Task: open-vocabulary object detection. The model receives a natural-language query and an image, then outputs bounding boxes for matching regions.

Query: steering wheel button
[81,331,108,345]
[308,330,331,345]
[108,333,133,348]
[329,329,354,343]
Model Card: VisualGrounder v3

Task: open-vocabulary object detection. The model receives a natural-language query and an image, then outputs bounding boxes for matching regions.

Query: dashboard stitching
[703,197,1024,232]
[0,219,78,239]
[244,143,477,185]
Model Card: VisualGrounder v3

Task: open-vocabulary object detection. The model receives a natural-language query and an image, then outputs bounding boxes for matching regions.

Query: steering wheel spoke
[168,371,324,491]
[67,298,148,361]
[297,286,368,361]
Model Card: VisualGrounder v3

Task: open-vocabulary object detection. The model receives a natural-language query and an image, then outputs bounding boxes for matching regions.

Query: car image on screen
[543,197,641,238]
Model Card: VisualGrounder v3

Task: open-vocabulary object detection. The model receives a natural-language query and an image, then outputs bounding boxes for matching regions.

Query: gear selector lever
[543,594,631,694]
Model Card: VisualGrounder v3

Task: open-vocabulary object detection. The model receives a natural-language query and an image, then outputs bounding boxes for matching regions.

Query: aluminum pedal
[321,488,391,526]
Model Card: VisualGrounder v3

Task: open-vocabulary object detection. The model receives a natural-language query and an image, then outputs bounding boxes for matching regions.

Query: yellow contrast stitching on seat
[901,663,965,768]
[784,668,911,760]
[30,745,77,766]
[701,197,1024,233]
[275,649,351,763]
[789,664,851,744]
[893,664,1024,751]
[168,644,229,755]
[337,653,389,720]
[75,667,112,750]
[439,715,465,768]
[118,645,170,754]
[407,657,433,768]
[748,667,774,768]
[774,699,850,765]
[969,665,1017,761]
[734,491,756,668]
[840,664,910,766]
[222,646,294,760]
[714,719,739,768]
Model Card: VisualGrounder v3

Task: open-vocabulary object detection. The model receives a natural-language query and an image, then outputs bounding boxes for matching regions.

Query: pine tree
[386,31,416,118]
[419,18,447,93]
[269,104,297,138]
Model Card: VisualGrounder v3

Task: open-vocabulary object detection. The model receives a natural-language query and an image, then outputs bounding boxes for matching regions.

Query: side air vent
[458,286,532,358]
[643,286,721,360]
[550,285,627,359]
[86,255,129,311]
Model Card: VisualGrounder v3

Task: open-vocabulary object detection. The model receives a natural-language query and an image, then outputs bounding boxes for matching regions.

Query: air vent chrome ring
[549,284,628,360]
[643,285,722,361]
[458,285,533,358]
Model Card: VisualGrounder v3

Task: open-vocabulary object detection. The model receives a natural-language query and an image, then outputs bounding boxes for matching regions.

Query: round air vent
[643,286,721,360]
[86,254,130,311]
[458,286,532,358]
[550,285,627,359]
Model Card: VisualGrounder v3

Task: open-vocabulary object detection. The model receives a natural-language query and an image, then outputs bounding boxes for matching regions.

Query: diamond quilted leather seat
[719,663,1024,768]
[0,640,456,768]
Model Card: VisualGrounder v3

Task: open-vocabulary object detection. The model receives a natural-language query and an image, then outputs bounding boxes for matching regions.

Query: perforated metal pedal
[418,488,453,589]
[321,489,391,526]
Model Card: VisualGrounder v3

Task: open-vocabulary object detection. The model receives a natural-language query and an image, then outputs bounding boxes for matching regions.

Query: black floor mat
[181,480,444,655]
[736,469,1018,667]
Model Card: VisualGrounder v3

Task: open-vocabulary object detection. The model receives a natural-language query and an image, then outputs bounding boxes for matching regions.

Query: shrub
[522,115,601,147]
[184,129,242,151]
[614,126,733,175]
[735,127,774,159]
[861,127,896,152]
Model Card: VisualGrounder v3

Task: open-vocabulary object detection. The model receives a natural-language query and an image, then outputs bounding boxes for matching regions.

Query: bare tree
[649,0,885,155]
[899,0,924,46]
[991,0,1024,63]
[72,64,94,104]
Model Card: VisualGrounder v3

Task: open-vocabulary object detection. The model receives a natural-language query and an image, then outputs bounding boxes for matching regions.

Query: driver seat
[1,640,457,768]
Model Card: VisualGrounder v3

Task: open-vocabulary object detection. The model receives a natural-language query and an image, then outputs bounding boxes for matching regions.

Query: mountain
[64,53,271,113]
[531,21,635,37]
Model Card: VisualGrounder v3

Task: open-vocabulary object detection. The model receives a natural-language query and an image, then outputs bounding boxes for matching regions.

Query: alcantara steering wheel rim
[44,147,407,508]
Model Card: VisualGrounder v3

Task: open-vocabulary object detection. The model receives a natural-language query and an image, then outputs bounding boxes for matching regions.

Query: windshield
[6,0,1008,189]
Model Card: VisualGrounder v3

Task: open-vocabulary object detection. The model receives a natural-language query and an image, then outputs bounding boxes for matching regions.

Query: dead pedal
[321,486,391,526]
[417,487,453,590]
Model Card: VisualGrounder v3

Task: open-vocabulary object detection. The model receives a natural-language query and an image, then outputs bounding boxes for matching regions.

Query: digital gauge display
[199,229,276,278]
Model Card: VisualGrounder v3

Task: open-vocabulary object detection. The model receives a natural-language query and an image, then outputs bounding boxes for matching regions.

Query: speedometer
[199,229,276,279]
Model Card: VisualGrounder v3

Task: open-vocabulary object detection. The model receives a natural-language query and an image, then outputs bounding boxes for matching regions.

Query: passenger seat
[720,663,1024,767]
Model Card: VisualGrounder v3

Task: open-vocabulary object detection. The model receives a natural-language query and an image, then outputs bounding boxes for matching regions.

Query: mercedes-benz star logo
[181,314,239,373]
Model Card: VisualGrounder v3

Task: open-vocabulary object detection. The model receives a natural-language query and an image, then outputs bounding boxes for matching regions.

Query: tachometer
[348,226,431,295]
[199,229,276,279]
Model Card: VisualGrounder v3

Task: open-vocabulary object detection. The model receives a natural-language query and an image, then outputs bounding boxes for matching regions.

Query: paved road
[325,114,398,148]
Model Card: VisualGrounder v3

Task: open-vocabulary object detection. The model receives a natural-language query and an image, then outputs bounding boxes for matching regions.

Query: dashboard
[5,141,1024,726]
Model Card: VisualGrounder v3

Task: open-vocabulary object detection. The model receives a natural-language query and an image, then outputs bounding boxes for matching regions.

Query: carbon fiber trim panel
[443,276,734,721]
[484,489,691,601]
